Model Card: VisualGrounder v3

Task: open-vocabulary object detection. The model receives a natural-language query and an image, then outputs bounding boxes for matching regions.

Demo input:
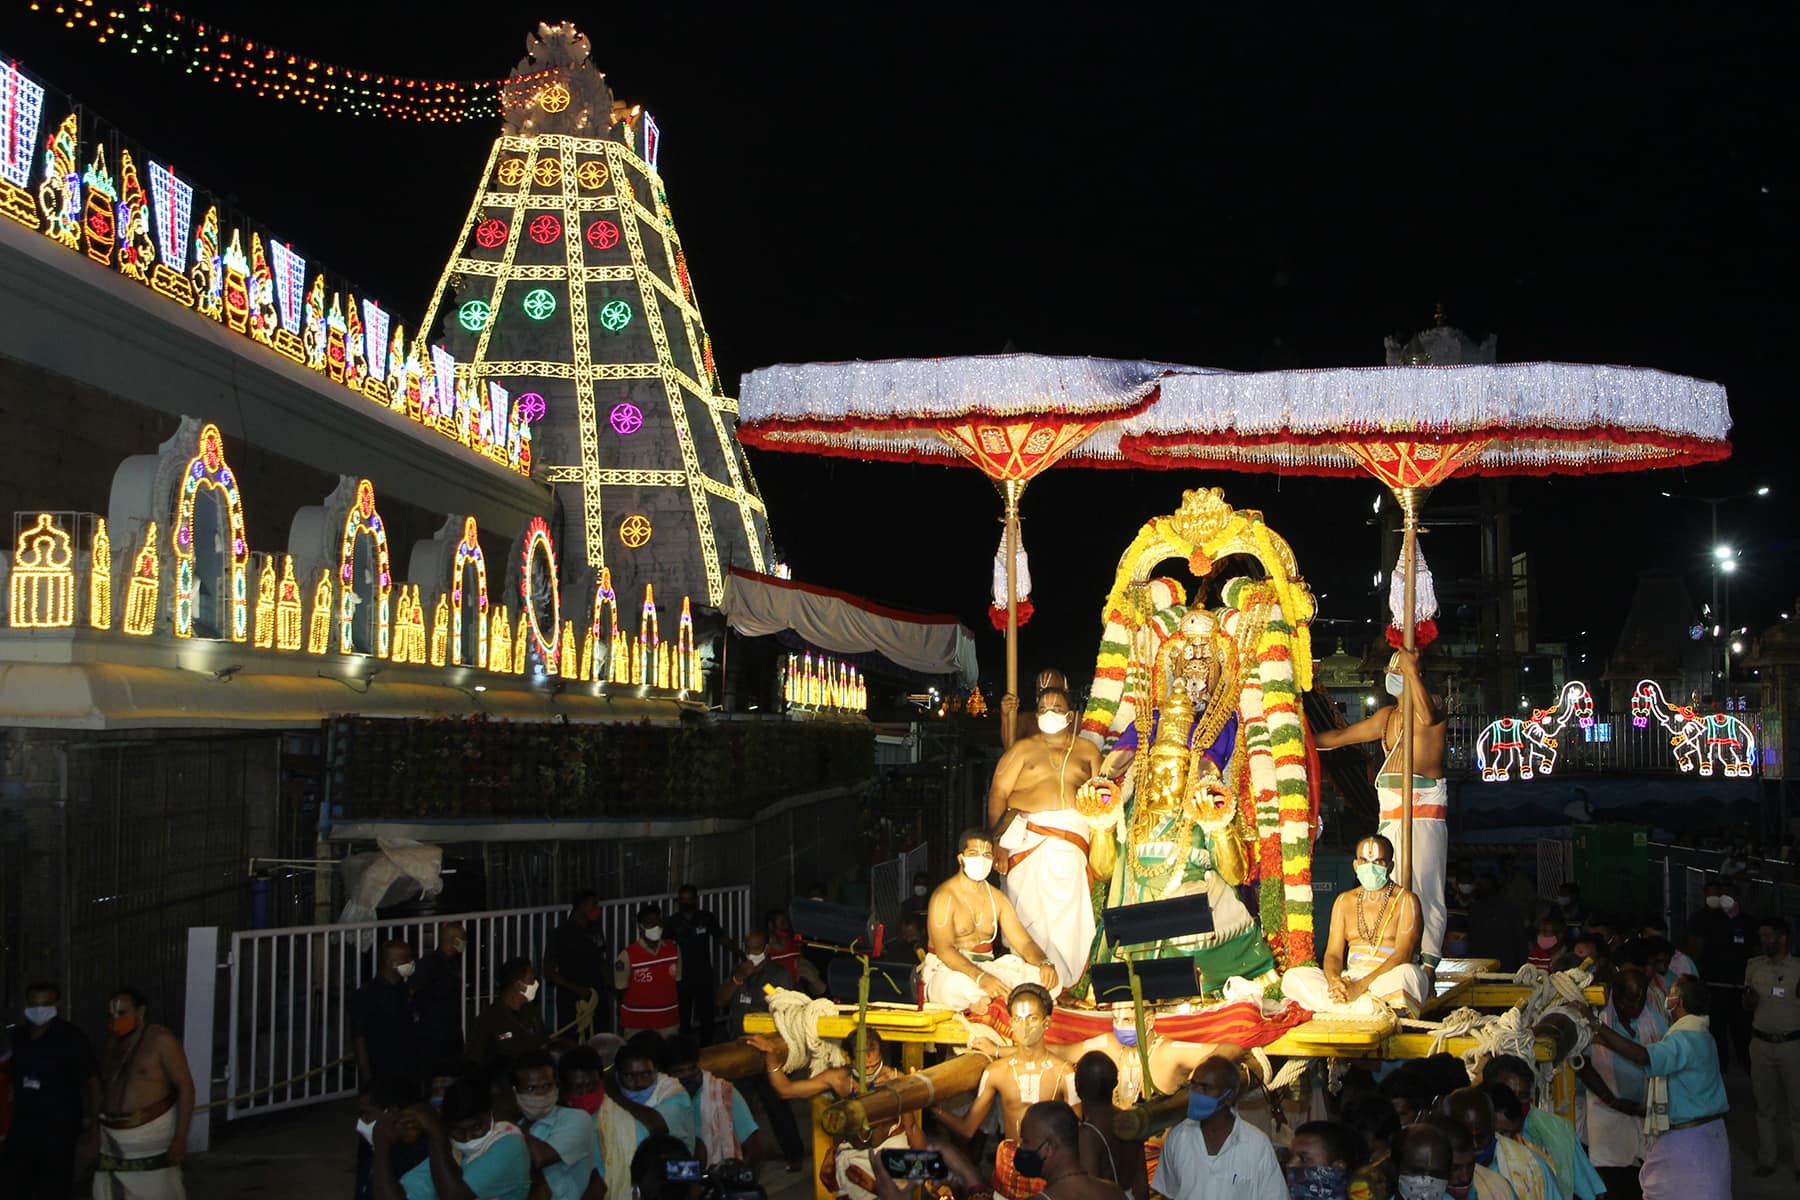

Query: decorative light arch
[173,423,249,640]
[337,479,393,656]
[519,516,560,665]
[450,516,489,668]
[591,566,622,682]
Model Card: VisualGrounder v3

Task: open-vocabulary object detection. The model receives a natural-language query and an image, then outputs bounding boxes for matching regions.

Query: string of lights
[24,1,561,121]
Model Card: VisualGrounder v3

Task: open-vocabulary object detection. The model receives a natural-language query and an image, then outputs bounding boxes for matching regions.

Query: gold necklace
[1355,883,1396,945]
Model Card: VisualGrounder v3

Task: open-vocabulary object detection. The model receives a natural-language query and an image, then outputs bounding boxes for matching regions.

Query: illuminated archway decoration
[306,570,333,654]
[430,595,450,667]
[89,517,112,630]
[10,513,76,628]
[122,522,159,636]
[276,556,303,650]
[337,479,393,656]
[636,583,660,686]
[451,516,490,668]
[253,556,277,648]
[489,603,513,675]
[173,423,250,641]
[519,516,561,664]
[677,595,697,691]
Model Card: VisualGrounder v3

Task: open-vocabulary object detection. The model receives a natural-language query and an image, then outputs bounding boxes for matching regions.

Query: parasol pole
[1003,478,1025,704]
[1394,485,1429,897]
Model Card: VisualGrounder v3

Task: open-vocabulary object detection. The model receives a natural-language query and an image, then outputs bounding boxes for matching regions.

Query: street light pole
[1663,486,1768,702]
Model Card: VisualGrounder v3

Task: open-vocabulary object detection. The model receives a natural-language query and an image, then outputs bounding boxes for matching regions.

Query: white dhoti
[998,808,1095,988]
[921,951,1042,1011]
[1281,962,1430,1018]
[94,1108,187,1200]
[1378,773,1448,967]
[834,1131,909,1200]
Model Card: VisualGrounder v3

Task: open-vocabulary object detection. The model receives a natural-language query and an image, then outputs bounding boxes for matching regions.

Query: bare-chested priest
[1282,834,1431,1016]
[931,983,1075,1200]
[96,986,195,1199]
[922,830,1060,1010]
[988,686,1103,989]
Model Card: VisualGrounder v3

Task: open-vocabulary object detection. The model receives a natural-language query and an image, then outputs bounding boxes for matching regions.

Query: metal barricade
[223,885,748,1120]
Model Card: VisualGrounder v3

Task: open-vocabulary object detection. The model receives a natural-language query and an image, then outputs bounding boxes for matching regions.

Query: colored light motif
[253,556,277,648]
[597,299,633,332]
[303,275,328,370]
[275,556,303,651]
[343,294,367,385]
[1475,680,1591,782]
[306,570,332,654]
[88,517,112,630]
[609,403,643,436]
[391,585,427,665]
[430,595,450,668]
[528,214,562,245]
[575,160,608,190]
[585,219,619,250]
[361,300,391,384]
[37,112,80,249]
[114,151,155,283]
[513,611,531,675]
[191,205,222,319]
[519,517,561,664]
[474,217,508,249]
[636,584,659,686]
[1630,678,1758,778]
[619,514,652,549]
[9,513,75,628]
[591,567,623,683]
[122,521,160,636]
[516,392,546,423]
[640,112,661,171]
[81,144,116,265]
[450,516,490,668]
[485,382,510,451]
[146,161,191,271]
[337,479,392,658]
[430,346,458,420]
[246,233,278,345]
[533,157,563,188]
[268,241,307,334]
[522,288,557,320]
[677,596,697,691]
[559,621,578,678]
[538,83,572,114]
[1,60,46,193]
[783,653,866,712]
[488,603,513,676]
[172,424,249,641]
[326,296,348,383]
[496,158,527,187]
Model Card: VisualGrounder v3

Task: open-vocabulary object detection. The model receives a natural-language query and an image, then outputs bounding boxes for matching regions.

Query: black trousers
[0,1124,78,1200]
[740,1071,806,1162]
[678,969,717,1044]
[1597,1165,1641,1200]
[1707,982,1751,1070]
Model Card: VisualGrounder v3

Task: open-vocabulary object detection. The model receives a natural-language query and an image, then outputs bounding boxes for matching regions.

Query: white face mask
[1705,896,1723,909]
[356,1117,377,1145]
[24,1006,56,1026]
[961,855,993,882]
[522,980,540,1002]
[643,925,663,942]
[1397,1174,1449,1200]
[396,962,416,980]
[1721,896,1738,913]
[1385,672,1405,697]
[451,1119,500,1159]
[913,885,928,897]
[515,1087,559,1121]
[1037,711,1071,735]
[746,952,767,966]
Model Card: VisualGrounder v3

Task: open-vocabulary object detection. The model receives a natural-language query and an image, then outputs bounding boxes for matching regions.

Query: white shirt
[1151,1114,1286,1200]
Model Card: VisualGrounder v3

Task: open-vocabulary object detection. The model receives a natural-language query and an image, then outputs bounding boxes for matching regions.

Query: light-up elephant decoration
[1475,680,1593,781]
[1630,678,1757,777]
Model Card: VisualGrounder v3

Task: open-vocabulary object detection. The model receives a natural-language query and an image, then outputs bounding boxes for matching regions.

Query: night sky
[4,5,1794,700]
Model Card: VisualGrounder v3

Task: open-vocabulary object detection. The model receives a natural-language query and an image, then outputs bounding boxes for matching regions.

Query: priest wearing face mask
[467,957,549,1073]
[1282,835,1430,1017]
[922,829,1061,1010]
[510,1050,603,1200]
[987,685,1104,989]
[1152,1056,1285,1200]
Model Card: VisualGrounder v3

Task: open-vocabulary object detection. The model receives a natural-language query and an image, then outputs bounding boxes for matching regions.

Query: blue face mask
[1187,1087,1230,1122]
[1474,1138,1496,1168]
[1285,1165,1348,1200]
[621,1083,658,1106]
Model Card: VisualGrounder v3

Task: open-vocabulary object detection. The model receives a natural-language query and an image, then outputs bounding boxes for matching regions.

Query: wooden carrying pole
[698,1037,774,1082]
[820,1051,991,1141]
[1394,485,1429,895]
[1110,1089,1189,1141]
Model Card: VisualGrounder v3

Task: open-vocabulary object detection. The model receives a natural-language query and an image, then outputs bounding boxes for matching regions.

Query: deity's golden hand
[1075,776,1123,831]
[1187,775,1248,886]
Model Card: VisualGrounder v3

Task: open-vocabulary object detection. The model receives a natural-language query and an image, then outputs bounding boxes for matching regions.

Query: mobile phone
[879,1149,949,1182]
[664,1160,704,1183]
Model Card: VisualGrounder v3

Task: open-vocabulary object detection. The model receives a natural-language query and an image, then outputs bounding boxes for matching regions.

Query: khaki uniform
[1746,951,1800,1169]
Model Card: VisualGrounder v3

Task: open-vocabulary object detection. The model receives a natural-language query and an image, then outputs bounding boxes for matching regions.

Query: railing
[1448,708,1763,778]
[1647,843,1800,947]
[219,885,749,1122]
[867,843,928,930]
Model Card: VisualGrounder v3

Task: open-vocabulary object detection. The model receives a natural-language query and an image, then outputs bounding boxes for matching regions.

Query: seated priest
[1283,834,1430,1017]
[921,829,1060,1011]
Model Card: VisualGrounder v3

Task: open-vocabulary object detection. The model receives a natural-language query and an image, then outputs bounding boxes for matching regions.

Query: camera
[880,1149,950,1182]
[663,1158,765,1200]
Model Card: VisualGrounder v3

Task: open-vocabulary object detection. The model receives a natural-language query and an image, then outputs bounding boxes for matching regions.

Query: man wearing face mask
[903,871,932,921]
[1577,966,1665,1199]
[510,1050,602,1200]
[1283,835,1429,1017]
[95,987,195,1199]
[1692,880,1753,1071]
[1436,1087,1549,1200]
[667,884,738,1045]
[1392,1122,1455,1200]
[0,980,99,1200]
[617,905,683,1037]
[1284,1120,1358,1200]
[1000,668,1071,751]
[718,931,807,1169]
[1483,1054,1603,1200]
[665,1034,766,1165]
[1417,1114,1509,1200]
[379,1077,530,1200]
[354,940,423,1087]
[412,924,468,1062]
[1152,1056,1284,1200]
[922,829,1060,1010]
[1315,647,1448,970]
[596,1036,697,1191]
[355,1075,427,1200]
[1010,1099,1127,1200]
[987,686,1103,989]
[467,958,549,1073]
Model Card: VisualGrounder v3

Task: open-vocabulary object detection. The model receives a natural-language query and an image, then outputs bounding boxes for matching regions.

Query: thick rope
[767,988,846,1075]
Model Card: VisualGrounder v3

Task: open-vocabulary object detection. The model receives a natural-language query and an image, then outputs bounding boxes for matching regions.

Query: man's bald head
[1438,1086,1495,1148]
[1611,964,1649,1020]
[1419,1114,1475,1191]
[1188,1055,1240,1117]
[1396,1123,1453,1177]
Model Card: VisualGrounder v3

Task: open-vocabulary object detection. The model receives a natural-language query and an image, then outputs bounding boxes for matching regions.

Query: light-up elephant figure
[1475,680,1593,781]
[1630,678,1757,777]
